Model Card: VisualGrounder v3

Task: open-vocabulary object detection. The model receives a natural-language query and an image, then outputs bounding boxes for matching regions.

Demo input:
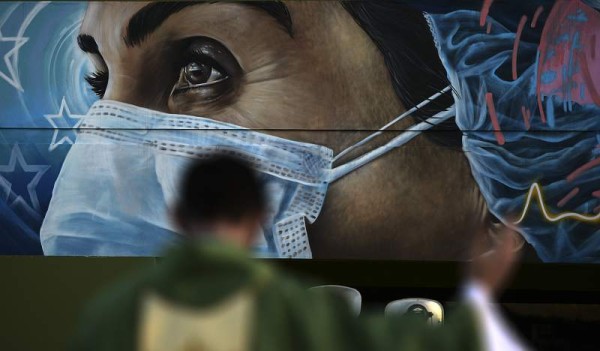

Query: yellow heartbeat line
[515,183,600,224]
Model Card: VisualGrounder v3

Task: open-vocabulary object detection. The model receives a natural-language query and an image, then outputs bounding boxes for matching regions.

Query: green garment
[70,240,483,351]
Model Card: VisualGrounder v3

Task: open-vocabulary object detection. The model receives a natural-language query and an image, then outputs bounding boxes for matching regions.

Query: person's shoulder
[253,266,372,351]
[253,262,319,304]
[86,268,150,316]
[69,266,155,351]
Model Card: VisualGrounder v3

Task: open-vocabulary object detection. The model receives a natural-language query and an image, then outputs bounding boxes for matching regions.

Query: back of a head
[175,155,266,234]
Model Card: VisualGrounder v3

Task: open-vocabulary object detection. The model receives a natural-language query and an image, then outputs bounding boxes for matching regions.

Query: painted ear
[488,217,525,253]
[471,209,526,258]
[469,217,523,296]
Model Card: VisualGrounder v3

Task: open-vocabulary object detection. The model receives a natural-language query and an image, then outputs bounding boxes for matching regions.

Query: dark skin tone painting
[3,1,598,260]
[77,1,522,260]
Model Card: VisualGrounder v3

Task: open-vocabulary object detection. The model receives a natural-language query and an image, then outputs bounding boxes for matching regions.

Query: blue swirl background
[0,2,95,254]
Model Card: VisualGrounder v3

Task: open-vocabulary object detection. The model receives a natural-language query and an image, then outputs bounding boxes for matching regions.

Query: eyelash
[85,70,108,98]
[83,40,233,99]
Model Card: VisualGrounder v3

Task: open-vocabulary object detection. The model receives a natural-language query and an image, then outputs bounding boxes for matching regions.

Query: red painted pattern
[557,187,579,208]
[480,0,494,27]
[521,105,531,129]
[513,15,528,80]
[567,157,600,182]
[531,5,544,28]
[485,93,505,145]
[536,0,600,113]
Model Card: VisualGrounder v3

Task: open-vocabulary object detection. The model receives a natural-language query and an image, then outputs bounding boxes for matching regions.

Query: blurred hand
[469,222,522,297]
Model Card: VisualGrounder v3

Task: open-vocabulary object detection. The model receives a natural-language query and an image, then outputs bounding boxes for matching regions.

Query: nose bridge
[104,71,143,105]
[104,52,169,112]
[103,67,169,112]
[81,3,173,109]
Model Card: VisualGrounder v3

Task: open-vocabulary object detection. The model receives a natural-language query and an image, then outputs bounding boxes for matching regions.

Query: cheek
[168,73,240,116]
[167,45,366,133]
[233,72,341,130]
[168,86,237,116]
[168,73,334,130]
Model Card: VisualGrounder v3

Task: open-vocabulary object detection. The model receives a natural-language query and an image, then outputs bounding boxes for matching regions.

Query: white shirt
[463,281,530,351]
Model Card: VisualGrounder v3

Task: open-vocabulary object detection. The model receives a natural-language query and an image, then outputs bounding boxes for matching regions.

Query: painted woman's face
[79,1,489,260]
[78,1,403,151]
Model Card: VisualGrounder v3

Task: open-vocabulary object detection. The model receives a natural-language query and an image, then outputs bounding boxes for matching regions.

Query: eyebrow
[77,34,100,54]
[124,1,293,47]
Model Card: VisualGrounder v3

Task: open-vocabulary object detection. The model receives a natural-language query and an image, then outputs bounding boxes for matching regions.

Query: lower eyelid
[176,76,230,91]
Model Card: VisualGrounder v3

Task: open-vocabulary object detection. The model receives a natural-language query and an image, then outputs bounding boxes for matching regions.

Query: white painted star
[0,2,49,92]
[44,97,85,152]
[0,144,50,215]
[0,30,28,91]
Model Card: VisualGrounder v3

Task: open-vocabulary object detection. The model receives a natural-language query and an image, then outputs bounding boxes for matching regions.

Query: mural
[0,1,598,262]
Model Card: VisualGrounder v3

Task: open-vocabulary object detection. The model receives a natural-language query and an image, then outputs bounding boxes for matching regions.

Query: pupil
[185,62,211,84]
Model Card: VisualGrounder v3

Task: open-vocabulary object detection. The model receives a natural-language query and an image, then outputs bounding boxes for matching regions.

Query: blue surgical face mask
[41,94,454,257]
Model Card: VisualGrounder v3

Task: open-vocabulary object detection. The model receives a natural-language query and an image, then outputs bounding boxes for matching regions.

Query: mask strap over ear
[328,106,455,183]
[333,86,453,163]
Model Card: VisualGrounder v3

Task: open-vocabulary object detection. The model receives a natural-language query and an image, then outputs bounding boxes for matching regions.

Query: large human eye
[180,61,226,87]
[171,37,242,103]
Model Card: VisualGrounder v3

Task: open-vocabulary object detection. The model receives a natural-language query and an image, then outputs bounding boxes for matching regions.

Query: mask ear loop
[328,106,455,183]
[332,86,453,163]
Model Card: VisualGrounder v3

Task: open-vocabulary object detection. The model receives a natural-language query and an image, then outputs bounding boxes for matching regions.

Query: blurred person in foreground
[70,155,526,351]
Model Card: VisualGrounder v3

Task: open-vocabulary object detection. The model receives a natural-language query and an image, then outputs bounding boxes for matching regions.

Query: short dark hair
[176,155,266,227]
[342,1,461,148]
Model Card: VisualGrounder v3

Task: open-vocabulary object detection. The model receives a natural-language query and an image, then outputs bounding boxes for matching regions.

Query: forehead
[81,2,148,34]
[80,2,148,51]
[79,2,298,53]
